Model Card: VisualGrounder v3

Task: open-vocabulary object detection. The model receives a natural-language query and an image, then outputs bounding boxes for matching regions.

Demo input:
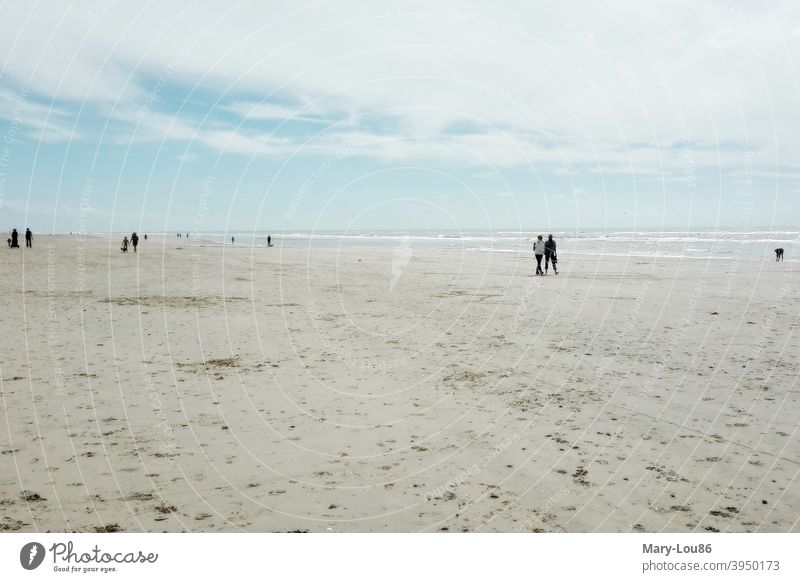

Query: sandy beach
[1,235,798,533]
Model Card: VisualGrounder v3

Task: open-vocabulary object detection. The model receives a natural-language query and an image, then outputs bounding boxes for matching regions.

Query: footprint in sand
[20,491,46,502]
[0,517,28,531]
[154,502,177,514]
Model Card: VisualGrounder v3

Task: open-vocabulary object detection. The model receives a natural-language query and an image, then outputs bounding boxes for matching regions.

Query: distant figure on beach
[10,229,19,248]
[131,232,139,252]
[775,248,784,261]
[186,233,189,239]
[178,233,181,238]
[144,233,148,241]
[544,234,558,275]
[533,234,545,275]
[121,236,129,252]
[267,235,271,247]
[25,228,32,248]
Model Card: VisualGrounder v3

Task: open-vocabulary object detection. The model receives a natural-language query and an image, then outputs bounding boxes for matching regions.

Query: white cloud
[0,89,85,143]
[0,0,797,177]
[223,101,329,123]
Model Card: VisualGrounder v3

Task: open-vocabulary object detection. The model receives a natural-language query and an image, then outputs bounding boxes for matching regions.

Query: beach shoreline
[1,235,798,532]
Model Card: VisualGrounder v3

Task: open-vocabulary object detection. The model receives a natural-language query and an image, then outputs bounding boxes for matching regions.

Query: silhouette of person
[25,228,32,248]
[267,235,271,247]
[775,248,784,262]
[144,233,147,241]
[10,229,19,248]
[533,234,545,275]
[131,232,139,252]
[121,236,129,252]
[544,234,557,275]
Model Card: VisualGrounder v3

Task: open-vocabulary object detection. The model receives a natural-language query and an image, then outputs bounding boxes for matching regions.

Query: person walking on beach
[267,235,271,247]
[231,236,235,245]
[121,236,129,252]
[144,233,147,241]
[775,248,784,261]
[10,229,19,248]
[544,234,558,275]
[533,234,545,275]
[131,232,139,252]
[25,228,32,248]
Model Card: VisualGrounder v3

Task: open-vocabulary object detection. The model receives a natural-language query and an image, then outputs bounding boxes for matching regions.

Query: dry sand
[1,235,799,532]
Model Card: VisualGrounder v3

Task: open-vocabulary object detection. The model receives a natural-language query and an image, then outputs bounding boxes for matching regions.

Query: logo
[20,542,46,570]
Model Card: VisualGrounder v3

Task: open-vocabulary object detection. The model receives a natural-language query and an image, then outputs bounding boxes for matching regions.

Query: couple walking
[533,234,557,275]
[121,232,139,253]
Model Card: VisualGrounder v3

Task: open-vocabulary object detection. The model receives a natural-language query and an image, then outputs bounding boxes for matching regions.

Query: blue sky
[1,0,798,233]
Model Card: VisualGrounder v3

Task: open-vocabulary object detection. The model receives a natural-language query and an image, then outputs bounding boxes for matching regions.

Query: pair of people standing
[7,228,31,248]
[533,234,558,275]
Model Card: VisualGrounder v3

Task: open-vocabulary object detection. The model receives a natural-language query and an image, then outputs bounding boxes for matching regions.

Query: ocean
[184,228,798,262]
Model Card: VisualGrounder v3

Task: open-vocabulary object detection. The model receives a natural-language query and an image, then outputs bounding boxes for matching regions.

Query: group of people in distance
[121,232,145,253]
[6,228,32,248]
[533,234,558,275]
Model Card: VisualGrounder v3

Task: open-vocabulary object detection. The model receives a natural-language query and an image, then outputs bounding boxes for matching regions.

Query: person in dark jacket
[10,229,19,248]
[544,234,558,275]
[131,232,139,252]
[25,228,32,248]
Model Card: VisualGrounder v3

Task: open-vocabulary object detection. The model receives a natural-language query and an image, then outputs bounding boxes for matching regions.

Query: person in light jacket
[533,234,545,275]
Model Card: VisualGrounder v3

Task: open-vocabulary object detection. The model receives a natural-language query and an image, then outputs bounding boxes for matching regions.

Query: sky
[0,0,799,233]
